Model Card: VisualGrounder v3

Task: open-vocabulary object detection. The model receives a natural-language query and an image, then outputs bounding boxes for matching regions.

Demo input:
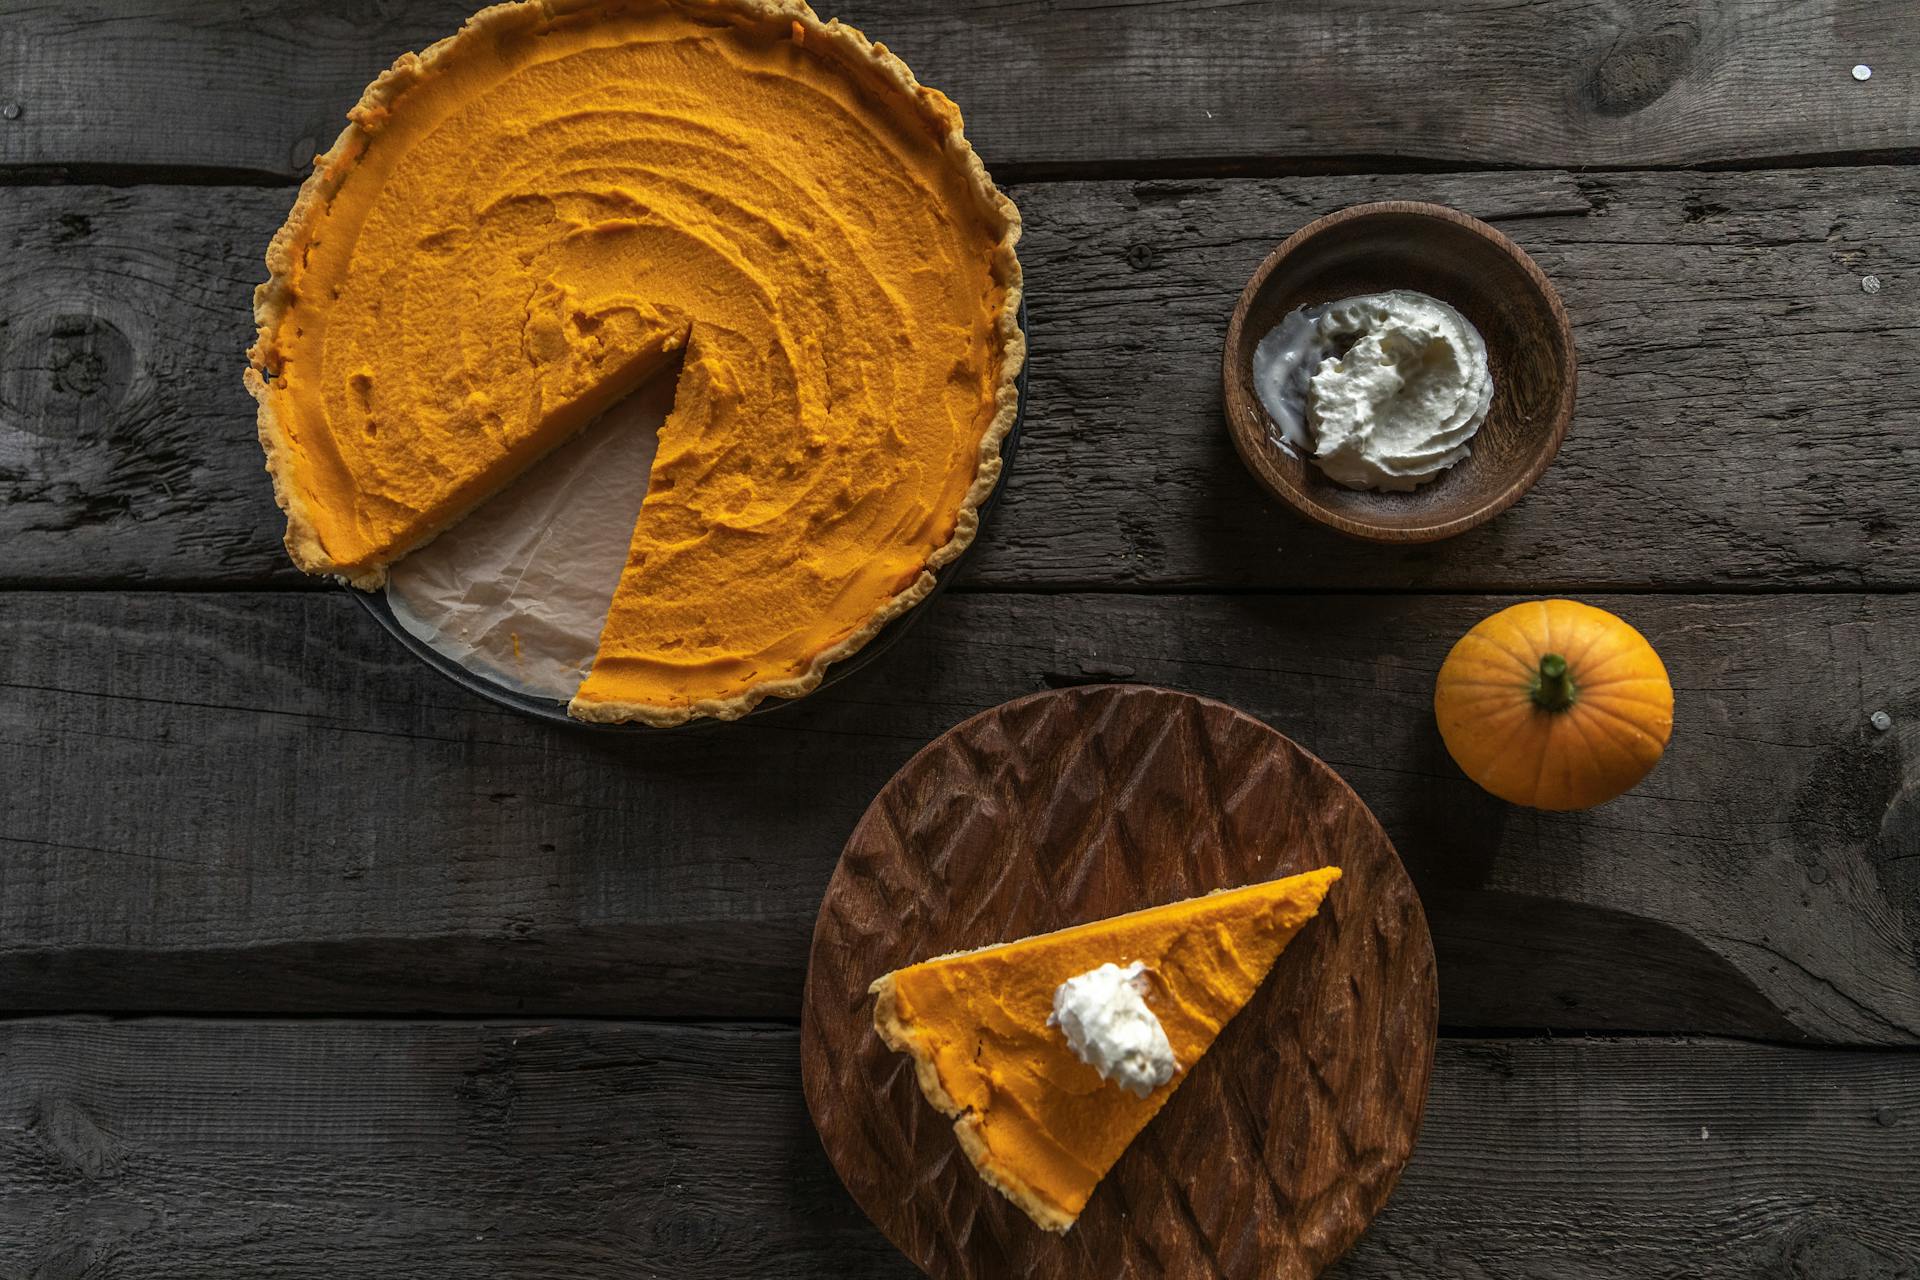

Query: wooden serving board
[801,685,1438,1280]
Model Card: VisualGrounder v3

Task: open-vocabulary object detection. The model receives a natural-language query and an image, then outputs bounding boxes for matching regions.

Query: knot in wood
[1773,1216,1909,1276]
[34,1095,127,1180]
[1582,21,1699,117]
[0,310,138,439]
[288,133,319,173]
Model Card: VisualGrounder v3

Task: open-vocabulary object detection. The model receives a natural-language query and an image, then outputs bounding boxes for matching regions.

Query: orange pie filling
[247,1,1022,723]
[871,866,1342,1231]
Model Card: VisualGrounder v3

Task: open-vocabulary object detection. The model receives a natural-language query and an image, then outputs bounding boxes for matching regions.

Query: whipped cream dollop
[1251,289,1493,492]
[1047,961,1178,1098]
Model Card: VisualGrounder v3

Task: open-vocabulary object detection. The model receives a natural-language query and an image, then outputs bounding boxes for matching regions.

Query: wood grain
[3,167,1917,590]
[0,1019,1914,1279]
[3,590,1914,1045]
[1223,202,1576,542]
[802,686,1436,1279]
[1,1,1914,180]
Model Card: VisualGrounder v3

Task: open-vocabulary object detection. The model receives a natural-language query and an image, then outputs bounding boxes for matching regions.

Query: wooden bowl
[1223,201,1576,543]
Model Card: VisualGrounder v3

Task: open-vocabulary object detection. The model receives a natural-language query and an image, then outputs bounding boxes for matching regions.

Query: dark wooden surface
[804,687,1436,1278]
[1,0,1914,179]
[6,166,1920,591]
[4,591,1916,1043]
[2,0,1917,1274]
[1,1022,1914,1278]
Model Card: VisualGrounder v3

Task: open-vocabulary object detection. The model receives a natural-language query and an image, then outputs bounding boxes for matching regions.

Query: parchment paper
[385,379,672,701]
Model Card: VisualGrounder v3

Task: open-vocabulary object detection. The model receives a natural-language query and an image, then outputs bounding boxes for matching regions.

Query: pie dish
[869,866,1342,1232]
[244,0,1024,725]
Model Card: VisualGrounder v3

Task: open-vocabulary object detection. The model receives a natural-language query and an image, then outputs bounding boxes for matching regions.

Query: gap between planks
[6,582,1920,597]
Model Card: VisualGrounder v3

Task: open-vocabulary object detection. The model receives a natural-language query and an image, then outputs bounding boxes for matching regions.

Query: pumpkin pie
[244,0,1023,724]
[870,866,1342,1232]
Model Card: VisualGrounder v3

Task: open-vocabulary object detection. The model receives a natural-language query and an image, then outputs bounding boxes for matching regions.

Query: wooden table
[2,2,1917,1274]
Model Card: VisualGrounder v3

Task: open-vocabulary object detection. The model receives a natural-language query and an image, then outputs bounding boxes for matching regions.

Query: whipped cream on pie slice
[1047,961,1178,1098]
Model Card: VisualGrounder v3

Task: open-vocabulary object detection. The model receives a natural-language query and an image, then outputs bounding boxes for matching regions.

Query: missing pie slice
[869,865,1341,1232]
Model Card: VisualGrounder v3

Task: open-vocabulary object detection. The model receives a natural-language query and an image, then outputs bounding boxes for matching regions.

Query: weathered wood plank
[1,0,1915,179]
[3,591,1915,1043]
[0,1021,1913,1278]
[3,167,1917,591]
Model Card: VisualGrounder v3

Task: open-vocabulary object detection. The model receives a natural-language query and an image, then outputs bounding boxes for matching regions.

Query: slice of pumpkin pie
[869,865,1341,1232]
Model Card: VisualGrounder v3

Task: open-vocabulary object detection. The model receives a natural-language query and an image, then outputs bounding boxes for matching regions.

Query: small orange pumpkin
[1434,599,1674,810]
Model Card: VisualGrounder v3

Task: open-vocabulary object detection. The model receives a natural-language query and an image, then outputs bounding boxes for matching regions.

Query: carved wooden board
[801,685,1438,1279]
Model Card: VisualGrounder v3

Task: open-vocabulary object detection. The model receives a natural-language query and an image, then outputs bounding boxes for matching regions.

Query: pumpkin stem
[1532,653,1577,712]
